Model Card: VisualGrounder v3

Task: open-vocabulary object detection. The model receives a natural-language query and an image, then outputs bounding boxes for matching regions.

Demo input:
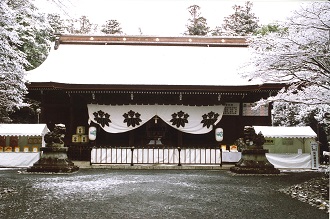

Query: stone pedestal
[230,148,280,174]
[27,124,79,173]
[230,126,280,174]
[27,145,79,173]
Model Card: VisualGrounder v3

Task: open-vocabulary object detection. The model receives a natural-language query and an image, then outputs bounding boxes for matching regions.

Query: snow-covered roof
[0,124,49,136]
[253,126,317,138]
[26,35,261,86]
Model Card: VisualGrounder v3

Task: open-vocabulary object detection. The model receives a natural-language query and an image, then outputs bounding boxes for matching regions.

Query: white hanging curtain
[87,104,224,134]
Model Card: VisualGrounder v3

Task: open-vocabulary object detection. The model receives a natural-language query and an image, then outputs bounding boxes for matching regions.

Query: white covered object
[0,153,40,168]
[253,126,317,138]
[265,153,311,169]
[0,124,49,137]
[222,151,241,162]
[88,104,224,134]
[253,126,317,153]
[26,44,261,86]
[0,124,49,148]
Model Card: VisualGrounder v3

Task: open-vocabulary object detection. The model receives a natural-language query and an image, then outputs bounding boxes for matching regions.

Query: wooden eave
[55,34,249,48]
[27,82,285,93]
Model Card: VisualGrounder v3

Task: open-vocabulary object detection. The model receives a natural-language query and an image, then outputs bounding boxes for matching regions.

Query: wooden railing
[90,146,222,166]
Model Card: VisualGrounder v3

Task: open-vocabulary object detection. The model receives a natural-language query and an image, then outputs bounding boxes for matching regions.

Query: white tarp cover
[88,104,224,134]
[265,153,311,169]
[253,126,317,138]
[0,124,49,136]
[222,151,241,162]
[0,153,40,167]
[26,44,262,86]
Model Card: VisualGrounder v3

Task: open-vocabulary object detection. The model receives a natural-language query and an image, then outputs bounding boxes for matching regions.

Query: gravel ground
[0,168,329,219]
[279,169,329,213]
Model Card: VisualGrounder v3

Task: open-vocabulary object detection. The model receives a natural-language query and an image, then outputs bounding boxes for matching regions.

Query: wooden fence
[90,146,222,166]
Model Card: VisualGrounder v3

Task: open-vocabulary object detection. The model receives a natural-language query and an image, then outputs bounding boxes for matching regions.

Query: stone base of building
[230,148,280,174]
[27,147,79,173]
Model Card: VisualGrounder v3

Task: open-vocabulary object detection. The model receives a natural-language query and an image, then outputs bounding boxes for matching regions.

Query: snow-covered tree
[222,1,259,36]
[101,19,123,35]
[0,1,29,122]
[272,102,327,127]
[8,0,53,70]
[78,15,92,34]
[243,2,330,133]
[0,0,52,123]
[272,102,329,149]
[185,5,210,36]
[47,13,65,35]
[211,26,225,36]
[254,24,287,36]
[65,16,96,34]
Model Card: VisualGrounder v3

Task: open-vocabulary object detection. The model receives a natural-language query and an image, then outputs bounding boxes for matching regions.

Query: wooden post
[220,148,222,167]
[129,130,134,147]
[40,90,45,123]
[177,147,182,166]
[69,94,75,139]
[178,131,182,148]
[130,146,135,166]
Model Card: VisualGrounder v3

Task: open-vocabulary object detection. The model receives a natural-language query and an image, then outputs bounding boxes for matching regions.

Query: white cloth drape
[0,153,40,167]
[88,104,224,134]
[265,153,311,169]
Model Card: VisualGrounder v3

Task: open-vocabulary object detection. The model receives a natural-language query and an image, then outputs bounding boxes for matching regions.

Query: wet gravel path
[279,174,329,212]
[0,169,328,219]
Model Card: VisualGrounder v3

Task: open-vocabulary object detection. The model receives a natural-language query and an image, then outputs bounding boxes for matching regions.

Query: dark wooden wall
[27,90,273,148]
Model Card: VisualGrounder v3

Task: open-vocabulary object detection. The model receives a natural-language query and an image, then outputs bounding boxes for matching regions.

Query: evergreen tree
[64,16,92,34]
[185,5,209,36]
[255,24,287,36]
[78,15,92,34]
[0,1,29,122]
[222,1,259,36]
[211,26,225,36]
[47,13,65,35]
[0,0,52,123]
[101,19,123,34]
[8,0,53,70]
[10,98,40,123]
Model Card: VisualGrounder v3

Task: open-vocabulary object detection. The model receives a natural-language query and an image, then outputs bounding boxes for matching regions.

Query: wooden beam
[56,34,249,47]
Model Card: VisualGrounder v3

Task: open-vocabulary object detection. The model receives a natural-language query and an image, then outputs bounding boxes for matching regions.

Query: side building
[26,35,284,160]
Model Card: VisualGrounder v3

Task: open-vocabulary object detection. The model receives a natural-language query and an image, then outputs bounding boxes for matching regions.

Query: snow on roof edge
[253,126,317,138]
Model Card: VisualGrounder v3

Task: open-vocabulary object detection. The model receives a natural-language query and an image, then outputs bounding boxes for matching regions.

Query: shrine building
[26,34,284,160]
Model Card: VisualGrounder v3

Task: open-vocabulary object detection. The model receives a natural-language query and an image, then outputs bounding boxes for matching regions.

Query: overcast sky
[36,0,311,35]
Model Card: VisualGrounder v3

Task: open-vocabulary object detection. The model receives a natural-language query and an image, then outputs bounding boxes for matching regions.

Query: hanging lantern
[215,128,223,142]
[88,126,97,141]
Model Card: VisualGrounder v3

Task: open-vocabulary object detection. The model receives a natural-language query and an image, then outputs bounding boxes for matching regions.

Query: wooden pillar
[129,130,134,147]
[177,131,182,147]
[40,90,45,123]
[69,94,75,141]
[239,101,244,133]
[269,102,274,126]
